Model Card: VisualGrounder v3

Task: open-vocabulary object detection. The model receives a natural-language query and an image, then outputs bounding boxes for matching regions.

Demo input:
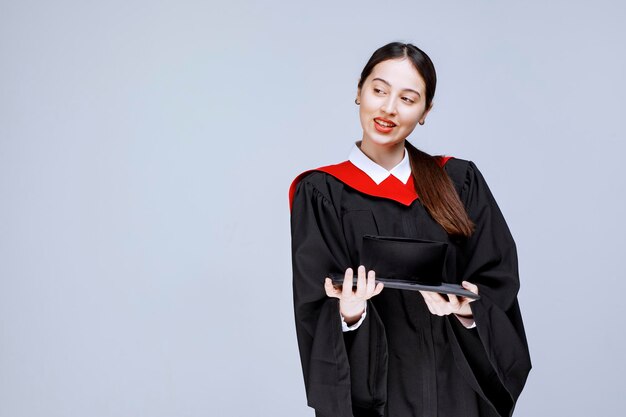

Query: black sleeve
[444,161,532,417]
[290,175,388,417]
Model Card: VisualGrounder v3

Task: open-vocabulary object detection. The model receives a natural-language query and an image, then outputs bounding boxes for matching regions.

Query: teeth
[375,119,394,127]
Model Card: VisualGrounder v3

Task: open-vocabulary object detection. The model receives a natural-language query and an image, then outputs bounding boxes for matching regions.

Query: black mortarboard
[330,234,480,300]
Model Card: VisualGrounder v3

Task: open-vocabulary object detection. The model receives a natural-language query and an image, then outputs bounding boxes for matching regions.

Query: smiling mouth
[374,118,396,127]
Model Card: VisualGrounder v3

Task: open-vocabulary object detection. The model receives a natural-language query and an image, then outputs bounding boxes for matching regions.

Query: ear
[419,101,434,124]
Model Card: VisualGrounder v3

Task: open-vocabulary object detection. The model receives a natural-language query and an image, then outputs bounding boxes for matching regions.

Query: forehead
[367,58,426,92]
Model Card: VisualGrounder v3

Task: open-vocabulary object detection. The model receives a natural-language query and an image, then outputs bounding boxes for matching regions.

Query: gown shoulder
[289,166,348,213]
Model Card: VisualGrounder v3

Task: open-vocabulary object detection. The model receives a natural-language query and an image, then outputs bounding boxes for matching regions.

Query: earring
[419,121,424,125]
[355,98,360,105]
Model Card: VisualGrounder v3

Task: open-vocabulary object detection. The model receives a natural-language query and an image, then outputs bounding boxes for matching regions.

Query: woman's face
[356,58,432,148]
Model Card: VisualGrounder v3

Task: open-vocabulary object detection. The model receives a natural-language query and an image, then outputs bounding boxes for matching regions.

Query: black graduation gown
[289,156,532,417]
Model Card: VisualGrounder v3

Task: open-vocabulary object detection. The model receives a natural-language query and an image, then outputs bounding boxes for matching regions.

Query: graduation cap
[330,234,480,300]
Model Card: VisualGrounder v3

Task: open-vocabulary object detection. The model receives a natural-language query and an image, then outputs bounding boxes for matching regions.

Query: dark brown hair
[358,42,475,238]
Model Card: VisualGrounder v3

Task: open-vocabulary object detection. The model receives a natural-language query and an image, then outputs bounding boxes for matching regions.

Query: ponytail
[405,140,474,238]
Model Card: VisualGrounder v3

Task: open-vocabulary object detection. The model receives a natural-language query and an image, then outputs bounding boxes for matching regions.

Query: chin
[364,133,404,148]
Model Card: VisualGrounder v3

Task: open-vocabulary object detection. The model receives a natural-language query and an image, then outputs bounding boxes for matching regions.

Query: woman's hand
[419,281,479,320]
[324,265,384,325]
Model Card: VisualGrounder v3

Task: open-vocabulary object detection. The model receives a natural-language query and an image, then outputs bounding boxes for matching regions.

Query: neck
[359,139,406,171]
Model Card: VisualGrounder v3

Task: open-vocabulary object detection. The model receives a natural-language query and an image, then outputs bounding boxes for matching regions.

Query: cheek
[398,110,421,127]
[358,108,372,129]
[359,102,376,121]
[358,107,367,122]
[360,99,376,113]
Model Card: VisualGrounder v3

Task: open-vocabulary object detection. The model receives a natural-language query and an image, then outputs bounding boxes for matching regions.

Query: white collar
[348,141,412,185]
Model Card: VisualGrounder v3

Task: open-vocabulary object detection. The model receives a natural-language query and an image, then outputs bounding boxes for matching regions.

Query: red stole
[288,156,452,211]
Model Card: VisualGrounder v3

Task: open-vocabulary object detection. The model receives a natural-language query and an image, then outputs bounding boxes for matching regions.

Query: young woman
[289,42,531,417]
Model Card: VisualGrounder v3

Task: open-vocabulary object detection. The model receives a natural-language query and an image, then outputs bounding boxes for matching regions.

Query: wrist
[453,313,476,329]
[340,301,366,325]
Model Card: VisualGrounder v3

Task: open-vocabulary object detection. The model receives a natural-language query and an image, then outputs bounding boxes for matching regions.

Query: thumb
[462,281,479,295]
[448,294,460,309]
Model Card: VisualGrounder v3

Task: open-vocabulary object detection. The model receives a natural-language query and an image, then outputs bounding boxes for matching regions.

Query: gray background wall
[1,0,624,416]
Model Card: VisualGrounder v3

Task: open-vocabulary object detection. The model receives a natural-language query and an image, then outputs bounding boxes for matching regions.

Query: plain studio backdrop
[1,1,624,416]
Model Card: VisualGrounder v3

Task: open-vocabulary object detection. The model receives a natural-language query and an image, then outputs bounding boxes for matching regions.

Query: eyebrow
[372,77,422,98]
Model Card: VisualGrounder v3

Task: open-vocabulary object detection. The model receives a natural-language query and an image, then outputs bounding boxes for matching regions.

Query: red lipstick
[374,117,396,133]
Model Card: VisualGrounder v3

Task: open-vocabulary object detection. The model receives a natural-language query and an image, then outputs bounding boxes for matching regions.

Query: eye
[402,97,415,104]
[373,88,385,94]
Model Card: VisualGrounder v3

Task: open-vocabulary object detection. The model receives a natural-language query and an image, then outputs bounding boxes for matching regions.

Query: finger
[424,291,449,315]
[462,281,479,295]
[365,270,376,297]
[419,290,435,305]
[431,293,447,315]
[373,282,384,296]
[342,268,354,298]
[455,303,473,317]
[448,294,460,309]
[428,291,447,305]
[419,289,435,303]
[355,265,367,298]
[324,278,340,298]
[419,291,438,315]
[446,294,463,315]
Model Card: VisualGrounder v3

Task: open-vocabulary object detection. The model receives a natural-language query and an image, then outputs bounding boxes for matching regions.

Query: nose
[381,94,398,115]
